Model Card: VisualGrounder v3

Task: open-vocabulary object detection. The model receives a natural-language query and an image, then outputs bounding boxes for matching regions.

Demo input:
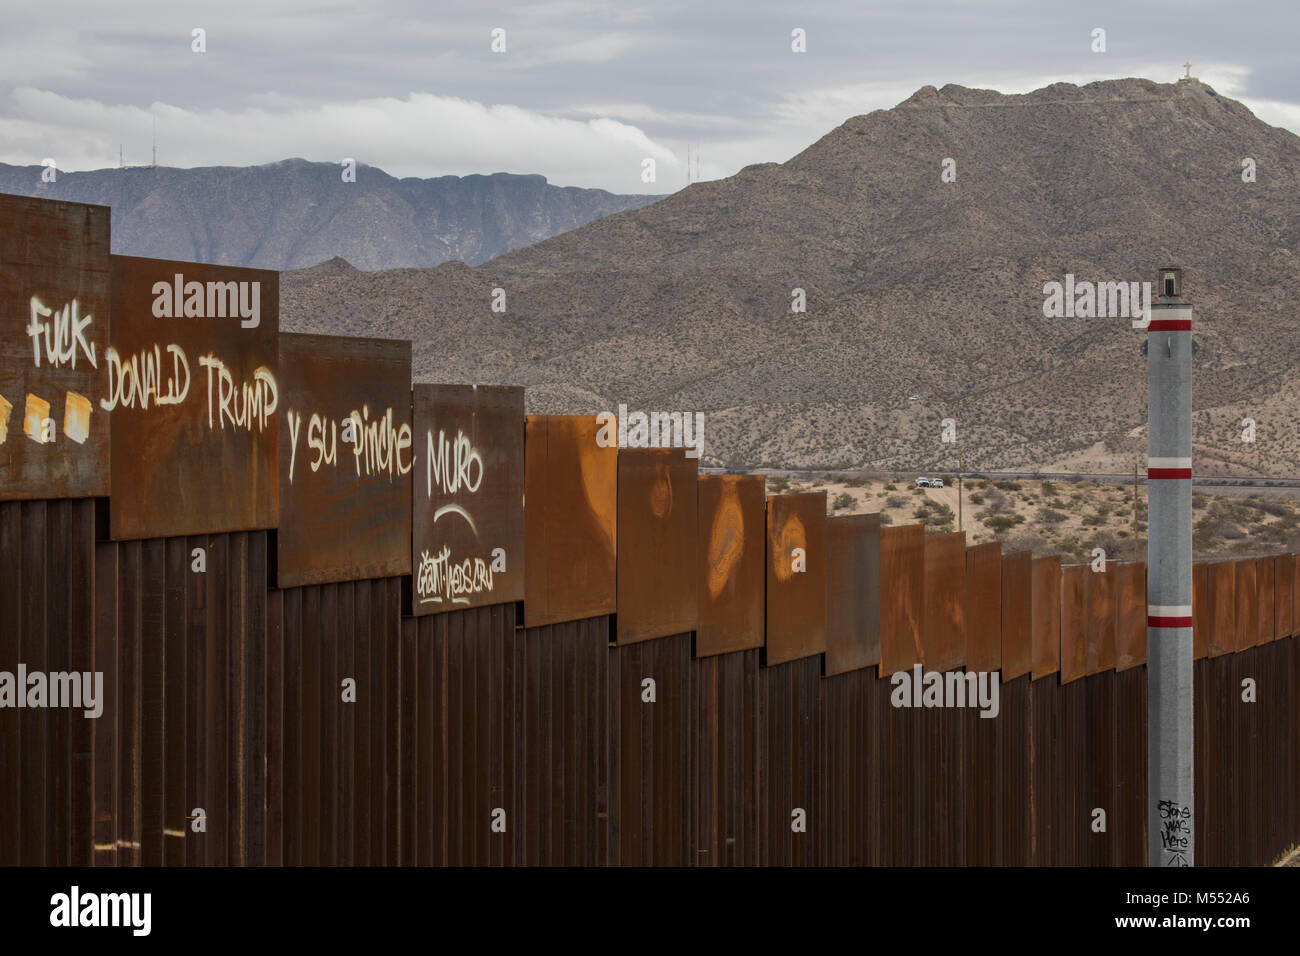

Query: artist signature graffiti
[1157,799,1191,866]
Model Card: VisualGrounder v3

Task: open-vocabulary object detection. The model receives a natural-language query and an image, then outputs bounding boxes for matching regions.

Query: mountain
[0,159,660,270]
[280,78,1300,475]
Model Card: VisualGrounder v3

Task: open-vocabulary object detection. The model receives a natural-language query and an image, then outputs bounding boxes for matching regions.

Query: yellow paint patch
[23,394,50,444]
[63,391,92,444]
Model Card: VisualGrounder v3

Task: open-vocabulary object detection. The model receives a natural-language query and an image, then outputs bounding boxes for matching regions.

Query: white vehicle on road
[931,478,945,488]
[915,477,931,487]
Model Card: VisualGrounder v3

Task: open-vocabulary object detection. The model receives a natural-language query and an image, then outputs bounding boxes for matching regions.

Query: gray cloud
[2,0,1296,192]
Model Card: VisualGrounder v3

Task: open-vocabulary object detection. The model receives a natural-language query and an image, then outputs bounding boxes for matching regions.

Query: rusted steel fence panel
[761,657,823,865]
[1193,563,1210,660]
[879,524,924,676]
[611,632,693,865]
[1208,560,1236,657]
[1294,555,1300,638]
[1234,558,1258,653]
[1000,550,1032,680]
[1232,649,1260,863]
[693,649,760,864]
[821,667,879,865]
[695,474,764,657]
[109,256,278,538]
[1193,655,1220,863]
[998,675,1032,864]
[1257,556,1276,644]
[1275,553,1294,639]
[824,513,880,676]
[1028,676,1058,862]
[1086,562,1116,674]
[882,673,923,863]
[92,536,119,866]
[963,687,994,864]
[1084,672,1117,865]
[921,701,965,865]
[411,384,524,614]
[922,531,966,673]
[965,542,1001,673]
[764,492,826,666]
[0,500,96,863]
[522,415,616,628]
[265,588,284,865]
[1054,677,1084,861]
[0,195,111,499]
[277,333,411,587]
[1059,563,1087,684]
[616,448,698,645]
[1115,666,1147,863]
[1115,561,1146,670]
[1031,556,1061,680]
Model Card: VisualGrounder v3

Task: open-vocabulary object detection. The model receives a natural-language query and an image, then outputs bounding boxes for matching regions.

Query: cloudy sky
[3,0,1298,193]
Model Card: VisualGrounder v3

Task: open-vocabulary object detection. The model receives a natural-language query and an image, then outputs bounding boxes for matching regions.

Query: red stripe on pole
[1147,468,1192,479]
[1147,319,1192,331]
[1148,615,1193,628]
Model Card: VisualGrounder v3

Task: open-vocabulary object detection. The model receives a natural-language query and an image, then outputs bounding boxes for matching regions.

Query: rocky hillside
[0,159,659,270]
[289,80,1300,473]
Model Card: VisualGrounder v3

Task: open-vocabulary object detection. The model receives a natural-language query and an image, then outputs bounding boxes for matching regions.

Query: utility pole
[955,456,962,532]
[1145,266,1194,867]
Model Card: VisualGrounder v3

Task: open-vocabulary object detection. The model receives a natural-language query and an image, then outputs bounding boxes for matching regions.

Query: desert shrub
[886,495,908,509]
[1037,508,1068,525]
[983,514,1024,532]
[832,492,854,511]
[969,493,984,504]
[1041,480,1057,496]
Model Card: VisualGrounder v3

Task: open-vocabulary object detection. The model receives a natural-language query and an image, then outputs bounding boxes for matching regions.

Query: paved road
[932,471,1300,490]
[739,467,1300,492]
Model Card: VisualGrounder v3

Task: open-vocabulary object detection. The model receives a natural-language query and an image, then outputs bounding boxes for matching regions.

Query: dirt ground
[760,474,1300,564]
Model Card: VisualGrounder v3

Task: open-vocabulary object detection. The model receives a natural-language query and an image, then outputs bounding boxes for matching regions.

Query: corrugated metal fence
[1,499,1297,865]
